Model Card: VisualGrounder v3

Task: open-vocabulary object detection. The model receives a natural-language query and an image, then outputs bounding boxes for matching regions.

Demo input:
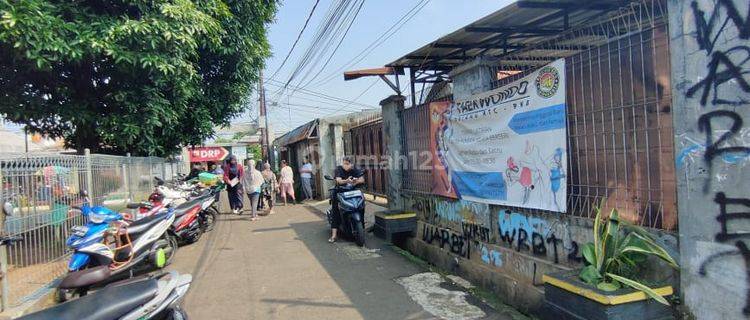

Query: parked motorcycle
[324,175,366,246]
[21,271,192,320]
[56,197,178,302]
[133,182,221,234]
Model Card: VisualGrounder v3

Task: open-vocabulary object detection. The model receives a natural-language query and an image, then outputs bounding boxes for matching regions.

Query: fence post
[381,95,406,212]
[125,153,132,202]
[84,148,94,204]
[0,165,9,311]
[161,161,166,180]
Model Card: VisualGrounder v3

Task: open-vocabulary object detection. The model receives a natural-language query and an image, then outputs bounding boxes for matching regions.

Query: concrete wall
[669,1,750,319]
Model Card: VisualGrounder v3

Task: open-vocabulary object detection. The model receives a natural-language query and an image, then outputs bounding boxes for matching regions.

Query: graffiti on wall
[421,224,471,259]
[435,199,491,228]
[497,210,569,264]
[681,0,750,316]
[480,244,503,267]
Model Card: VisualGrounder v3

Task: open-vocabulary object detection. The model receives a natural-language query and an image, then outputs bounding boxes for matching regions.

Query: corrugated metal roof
[273,119,318,147]
[388,0,633,70]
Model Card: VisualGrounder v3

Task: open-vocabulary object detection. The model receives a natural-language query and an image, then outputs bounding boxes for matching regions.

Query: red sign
[189,147,229,162]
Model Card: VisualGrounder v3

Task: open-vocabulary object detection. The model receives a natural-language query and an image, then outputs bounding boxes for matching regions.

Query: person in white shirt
[278,160,296,206]
[242,159,264,221]
[300,156,314,201]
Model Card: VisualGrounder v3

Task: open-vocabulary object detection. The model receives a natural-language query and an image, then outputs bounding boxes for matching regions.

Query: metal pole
[0,165,9,311]
[125,153,132,202]
[84,149,94,204]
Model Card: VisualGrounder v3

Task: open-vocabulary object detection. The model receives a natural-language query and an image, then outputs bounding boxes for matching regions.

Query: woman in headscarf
[261,162,278,215]
[222,155,245,214]
[242,159,264,221]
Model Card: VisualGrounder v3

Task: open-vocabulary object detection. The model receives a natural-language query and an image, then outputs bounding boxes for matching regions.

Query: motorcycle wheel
[202,207,218,232]
[165,306,188,320]
[164,234,178,266]
[354,221,365,247]
[188,225,203,244]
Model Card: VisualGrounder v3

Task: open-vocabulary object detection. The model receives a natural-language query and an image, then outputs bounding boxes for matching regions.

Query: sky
[259,0,512,136]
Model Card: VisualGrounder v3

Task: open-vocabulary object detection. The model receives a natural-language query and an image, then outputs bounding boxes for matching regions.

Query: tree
[0,0,277,156]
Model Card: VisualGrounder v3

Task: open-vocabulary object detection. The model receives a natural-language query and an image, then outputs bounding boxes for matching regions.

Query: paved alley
[166,202,525,320]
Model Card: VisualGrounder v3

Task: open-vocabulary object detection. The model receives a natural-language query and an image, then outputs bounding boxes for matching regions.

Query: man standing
[300,156,314,201]
[278,160,296,206]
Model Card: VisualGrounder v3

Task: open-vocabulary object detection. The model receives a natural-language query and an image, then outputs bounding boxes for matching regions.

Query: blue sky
[261,0,512,135]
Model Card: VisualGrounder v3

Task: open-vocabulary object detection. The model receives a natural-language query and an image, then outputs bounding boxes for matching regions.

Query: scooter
[57,197,178,302]
[134,183,221,234]
[324,175,366,246]
[20,271,192,320]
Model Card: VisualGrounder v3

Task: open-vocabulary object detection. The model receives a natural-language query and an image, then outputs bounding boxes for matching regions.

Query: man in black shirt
[329,156,364,243]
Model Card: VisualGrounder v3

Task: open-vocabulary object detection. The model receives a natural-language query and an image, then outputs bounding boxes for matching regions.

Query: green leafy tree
[0,0,277,156]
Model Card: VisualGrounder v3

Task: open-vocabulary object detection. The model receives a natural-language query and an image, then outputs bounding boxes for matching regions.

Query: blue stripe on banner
[451,171,507,200]
[508,103,566,134]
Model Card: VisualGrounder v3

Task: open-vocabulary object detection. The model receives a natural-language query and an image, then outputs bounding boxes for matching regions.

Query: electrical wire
[268,0,322,81]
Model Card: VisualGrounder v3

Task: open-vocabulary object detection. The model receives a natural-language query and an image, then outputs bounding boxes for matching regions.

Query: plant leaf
[606,273,670,305]
[629,232,679,268]
[593,205,603,269]
[597,280,621,291]
[582,243,596,265]
[580,265,602,285]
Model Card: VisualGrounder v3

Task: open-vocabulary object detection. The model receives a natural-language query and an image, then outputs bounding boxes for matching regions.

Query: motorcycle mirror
[324,175,334,181]
[2,201,14,217]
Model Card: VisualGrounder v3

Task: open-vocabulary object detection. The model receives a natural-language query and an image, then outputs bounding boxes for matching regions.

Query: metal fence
[490,0,676,229]
[349,119,387,197]
[0,151,183,309]
[400,0,676,230]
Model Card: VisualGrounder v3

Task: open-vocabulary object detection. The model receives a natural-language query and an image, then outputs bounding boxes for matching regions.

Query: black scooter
[324,175,366,246]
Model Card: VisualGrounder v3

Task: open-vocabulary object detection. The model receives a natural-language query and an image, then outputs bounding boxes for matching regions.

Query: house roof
[388,0,634,71]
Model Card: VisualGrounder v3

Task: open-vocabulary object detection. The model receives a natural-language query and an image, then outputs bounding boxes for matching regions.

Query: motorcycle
[56,197,178,302]
[324,175,366,246]
[133,182,222,235]
[21,271,192,320]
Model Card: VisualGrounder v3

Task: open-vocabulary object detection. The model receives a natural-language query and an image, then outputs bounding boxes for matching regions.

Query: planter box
[541,270,674,320]
[373,210,416,243]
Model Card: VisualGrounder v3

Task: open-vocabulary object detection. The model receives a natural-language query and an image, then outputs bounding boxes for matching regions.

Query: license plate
[72,226,88,237]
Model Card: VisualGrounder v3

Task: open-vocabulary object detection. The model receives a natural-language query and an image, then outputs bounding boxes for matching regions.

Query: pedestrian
[278,160,296,205]
[222,155,244,214]
[300,156,314,201]
[243,159,264,221]
[209,161,224,202]
[261,162,278,215]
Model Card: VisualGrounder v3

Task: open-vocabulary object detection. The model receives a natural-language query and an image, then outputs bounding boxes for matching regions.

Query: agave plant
[579,206,679,305]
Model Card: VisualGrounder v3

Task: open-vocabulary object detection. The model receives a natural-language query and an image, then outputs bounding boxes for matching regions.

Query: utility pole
[258,70,271,164]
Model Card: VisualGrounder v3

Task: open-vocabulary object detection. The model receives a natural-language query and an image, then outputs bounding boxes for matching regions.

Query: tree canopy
[0,0,277,156]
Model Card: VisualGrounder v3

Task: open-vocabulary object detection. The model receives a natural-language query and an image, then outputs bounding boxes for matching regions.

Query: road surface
[167,200,526,320]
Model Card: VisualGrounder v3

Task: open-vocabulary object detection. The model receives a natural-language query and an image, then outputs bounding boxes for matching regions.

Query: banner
[430,59,567,212]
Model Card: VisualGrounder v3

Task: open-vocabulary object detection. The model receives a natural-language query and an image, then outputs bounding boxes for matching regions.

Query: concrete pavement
[167,201,527,320]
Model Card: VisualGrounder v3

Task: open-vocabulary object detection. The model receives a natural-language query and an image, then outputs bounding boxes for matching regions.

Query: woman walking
[223,155,244,214]
[278,160,296,206]
[243,159,264,221]
[261,162,278,215]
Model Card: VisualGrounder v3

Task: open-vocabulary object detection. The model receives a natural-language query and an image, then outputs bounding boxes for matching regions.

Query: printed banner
[430,59,567,212]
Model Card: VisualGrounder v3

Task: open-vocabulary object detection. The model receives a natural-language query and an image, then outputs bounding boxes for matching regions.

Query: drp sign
[188,147,229,162]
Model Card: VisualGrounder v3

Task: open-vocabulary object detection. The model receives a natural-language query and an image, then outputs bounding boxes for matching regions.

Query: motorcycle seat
[127,211,168,235]
[21,277,159,320]
[58,265,112,289]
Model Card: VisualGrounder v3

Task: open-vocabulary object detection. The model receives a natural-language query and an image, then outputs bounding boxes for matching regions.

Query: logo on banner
[535,66,560,98]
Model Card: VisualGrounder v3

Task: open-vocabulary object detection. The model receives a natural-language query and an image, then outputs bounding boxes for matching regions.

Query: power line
[323,78,379,116]
[266,78,376,109]
[315,0,431,85]
[268,0,322,81]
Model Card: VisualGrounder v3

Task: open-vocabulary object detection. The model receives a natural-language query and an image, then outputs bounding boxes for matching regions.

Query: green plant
[0,1,277,156]
[579,206,679,305]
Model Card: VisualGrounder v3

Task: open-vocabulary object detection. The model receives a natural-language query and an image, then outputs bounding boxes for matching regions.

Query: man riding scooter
[328,156,365,244]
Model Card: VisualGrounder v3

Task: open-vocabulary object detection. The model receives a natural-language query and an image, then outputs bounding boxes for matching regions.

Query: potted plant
[542,206,679,320]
